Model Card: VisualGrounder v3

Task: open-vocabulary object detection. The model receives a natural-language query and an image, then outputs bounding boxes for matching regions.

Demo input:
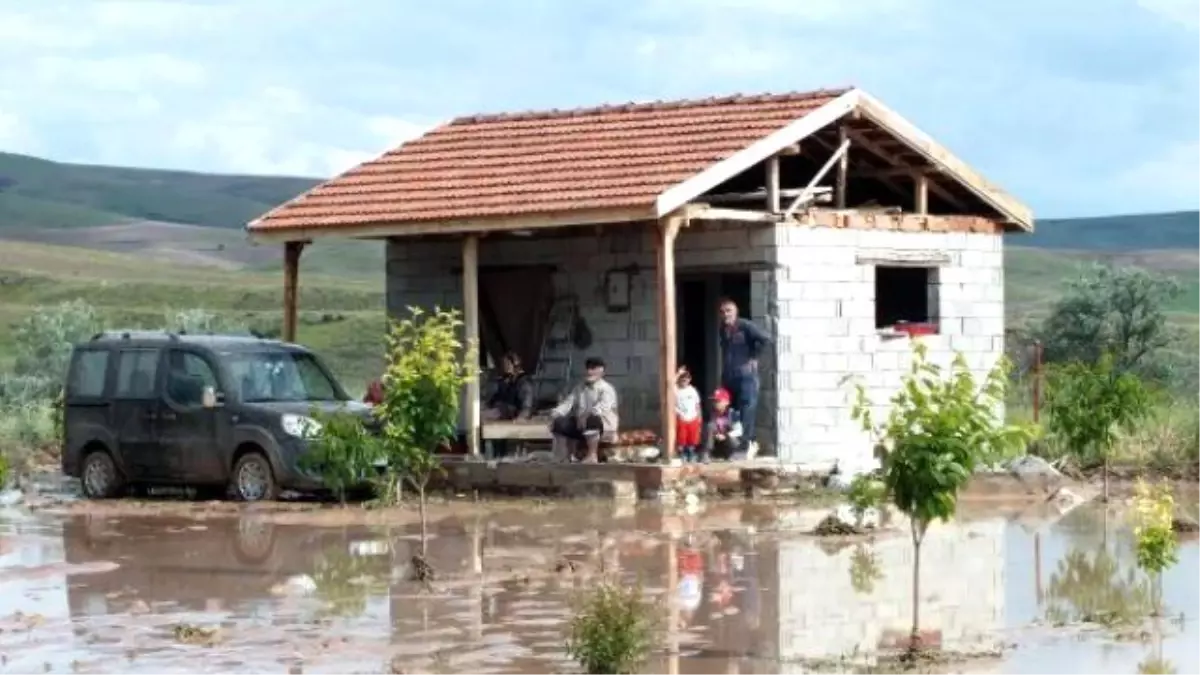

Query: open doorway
[676,271,751,398]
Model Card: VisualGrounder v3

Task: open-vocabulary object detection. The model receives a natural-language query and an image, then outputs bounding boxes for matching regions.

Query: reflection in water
[1044,545,1152,627]
[848,544,884,596]
[0,502,1195,674]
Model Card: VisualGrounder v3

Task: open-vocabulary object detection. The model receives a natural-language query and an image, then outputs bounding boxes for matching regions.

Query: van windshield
[225,350,346,403]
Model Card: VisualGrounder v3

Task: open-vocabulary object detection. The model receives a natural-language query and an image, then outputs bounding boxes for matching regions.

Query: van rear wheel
[81,451,124,499]
[230,452,278,502]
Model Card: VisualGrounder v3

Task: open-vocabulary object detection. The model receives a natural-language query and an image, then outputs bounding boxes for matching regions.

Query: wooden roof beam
[843,128,968,212]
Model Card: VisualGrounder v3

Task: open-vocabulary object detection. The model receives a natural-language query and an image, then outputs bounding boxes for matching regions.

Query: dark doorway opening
[676,271,752,400]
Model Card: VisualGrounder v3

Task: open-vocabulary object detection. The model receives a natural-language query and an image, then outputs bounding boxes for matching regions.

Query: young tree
[847,344,1033,654]
[567,581,659,675]
[1044,355,1152,501]
[1037,264,1182,376]
[376,307,476,552]
[1132,479,1179,618]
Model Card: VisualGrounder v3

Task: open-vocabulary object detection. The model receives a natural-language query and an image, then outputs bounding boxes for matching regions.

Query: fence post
[1032,340,1044,423]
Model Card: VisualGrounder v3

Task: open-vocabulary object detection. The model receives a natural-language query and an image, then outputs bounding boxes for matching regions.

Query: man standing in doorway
[717,298,771,459]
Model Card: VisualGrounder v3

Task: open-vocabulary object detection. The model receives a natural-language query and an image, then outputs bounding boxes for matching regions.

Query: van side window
[67,349,109,398]
[115,349,160,399]
[165,351,219,408]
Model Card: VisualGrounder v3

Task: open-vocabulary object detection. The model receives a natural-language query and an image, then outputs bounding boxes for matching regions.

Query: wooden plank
[915,173,929,215]
[766,156,780,213]
[656,215,682,461]
[836,125,849,209]
[281,241,305,342]
[247,205,655,243]
[482,420,553,441]
[683,204,778,223]
[463,234,482,457]
[844,129,969,212]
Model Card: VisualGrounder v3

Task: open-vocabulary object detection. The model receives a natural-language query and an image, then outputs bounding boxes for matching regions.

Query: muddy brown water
[0,499,1196,674]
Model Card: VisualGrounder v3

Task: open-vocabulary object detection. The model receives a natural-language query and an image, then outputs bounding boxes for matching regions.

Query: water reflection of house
[775,515,1006,662]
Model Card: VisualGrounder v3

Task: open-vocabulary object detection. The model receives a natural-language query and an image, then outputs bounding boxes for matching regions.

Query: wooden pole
[463,234,482,457]
[835,124,849,209]
[656,216,682,461]
[765,156,780,213]
[282,241,305,343]
[915,173,929,214]
[666,535,680,675]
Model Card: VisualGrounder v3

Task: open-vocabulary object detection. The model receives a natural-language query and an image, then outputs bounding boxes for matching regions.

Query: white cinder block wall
[772,224,1005,469]
[775,516,1007,663]
[385,221,779,436]
[385,219,1004,459]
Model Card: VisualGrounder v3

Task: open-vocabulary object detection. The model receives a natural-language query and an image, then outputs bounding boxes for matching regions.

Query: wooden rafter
[807,133,913,206]
[844,128,968,211]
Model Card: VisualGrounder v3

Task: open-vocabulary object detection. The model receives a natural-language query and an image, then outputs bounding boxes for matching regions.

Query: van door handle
[160,411,177,421]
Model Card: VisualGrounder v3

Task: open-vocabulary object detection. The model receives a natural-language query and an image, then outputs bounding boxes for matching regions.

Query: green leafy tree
[1044,355,1152,501]
[376,307,476,551]
[1038,264,1183,378]
[846,473,886,526]
[9,300,101,400]
[566,581,659,674]
[299,409,380,505]
[846,343,1033,653]
[1132,479,1179,617]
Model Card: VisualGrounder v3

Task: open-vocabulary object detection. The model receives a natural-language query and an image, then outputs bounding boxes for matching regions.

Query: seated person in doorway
[703,387,744,462]
[549,357,619,463]
[675,366,702,463]
[483,351,534,421]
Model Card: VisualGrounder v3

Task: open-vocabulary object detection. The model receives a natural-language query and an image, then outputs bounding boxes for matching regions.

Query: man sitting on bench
[549,357,619,463]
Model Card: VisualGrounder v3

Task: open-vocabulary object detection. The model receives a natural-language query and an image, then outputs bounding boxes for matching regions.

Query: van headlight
[281,414,322,439]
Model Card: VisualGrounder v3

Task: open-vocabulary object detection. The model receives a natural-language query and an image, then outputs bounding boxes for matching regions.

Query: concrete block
[963,316,1004,336]
[562,479,638,501]
[786,300,840,319]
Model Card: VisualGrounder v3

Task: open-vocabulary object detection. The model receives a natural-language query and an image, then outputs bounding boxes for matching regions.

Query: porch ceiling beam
[843,129,969,211]
[246,205,656,243]
[682,204,780,223]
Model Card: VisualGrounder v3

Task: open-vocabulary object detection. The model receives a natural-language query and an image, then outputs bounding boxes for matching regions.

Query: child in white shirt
[675,366,702,462]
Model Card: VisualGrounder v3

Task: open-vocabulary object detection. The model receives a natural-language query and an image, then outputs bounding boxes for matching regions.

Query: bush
[299,409,381,504]
[566,580,659,674]
[162,308,247,335]
[1132,479,1179,616]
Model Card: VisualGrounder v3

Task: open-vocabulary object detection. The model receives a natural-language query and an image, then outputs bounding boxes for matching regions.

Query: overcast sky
[0,0,1196,218]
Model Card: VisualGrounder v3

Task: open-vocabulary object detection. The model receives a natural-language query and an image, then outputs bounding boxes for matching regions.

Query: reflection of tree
[1044,545,1152,627]
[1137,616,1176,674]
[849,544,884,595]
[310,547,388,618]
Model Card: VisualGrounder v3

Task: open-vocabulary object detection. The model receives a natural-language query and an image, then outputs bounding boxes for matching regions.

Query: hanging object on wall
[604,267,633,313]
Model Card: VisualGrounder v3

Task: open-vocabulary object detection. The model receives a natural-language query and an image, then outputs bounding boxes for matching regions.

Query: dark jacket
[719,318,771,382]
[488,372,535,419]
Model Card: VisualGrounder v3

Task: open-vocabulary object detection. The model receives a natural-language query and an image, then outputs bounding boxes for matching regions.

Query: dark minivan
[61,331,373,501]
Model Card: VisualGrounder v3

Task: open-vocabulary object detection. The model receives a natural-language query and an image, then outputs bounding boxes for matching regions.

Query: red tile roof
[248,88,851,232]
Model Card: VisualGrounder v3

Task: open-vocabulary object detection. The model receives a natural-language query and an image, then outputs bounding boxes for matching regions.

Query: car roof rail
[91,329,181,342]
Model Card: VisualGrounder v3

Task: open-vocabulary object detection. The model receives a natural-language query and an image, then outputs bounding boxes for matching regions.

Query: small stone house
[247,86,1031,472]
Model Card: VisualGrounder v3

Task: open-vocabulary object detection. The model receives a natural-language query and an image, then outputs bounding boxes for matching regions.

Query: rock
[833,504,880,529]
[812,512,862,536]
[1047,486,1086,515]
[1008,455,1062,479]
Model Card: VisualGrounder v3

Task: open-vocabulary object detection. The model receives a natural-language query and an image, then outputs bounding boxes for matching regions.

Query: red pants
[676,417,702,448]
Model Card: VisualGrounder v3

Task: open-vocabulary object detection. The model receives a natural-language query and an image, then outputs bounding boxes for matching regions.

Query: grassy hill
[0,150,1195,393]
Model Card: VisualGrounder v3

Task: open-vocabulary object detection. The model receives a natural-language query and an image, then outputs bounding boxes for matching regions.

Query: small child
[704,388,743,462]
[674,366,702,463]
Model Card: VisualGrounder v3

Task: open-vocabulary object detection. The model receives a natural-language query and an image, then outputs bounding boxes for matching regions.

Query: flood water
[0,499,1196,674]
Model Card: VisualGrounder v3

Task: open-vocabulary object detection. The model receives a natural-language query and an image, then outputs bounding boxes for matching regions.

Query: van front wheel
[230,452,278,502]
[81,451,124,499]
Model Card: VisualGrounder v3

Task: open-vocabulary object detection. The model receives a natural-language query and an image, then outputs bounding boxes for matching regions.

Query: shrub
[846,473,886,525]
[846,343,1033,653]
[299,409,381,504]
[566,580,659,674]
[162,308,248,335]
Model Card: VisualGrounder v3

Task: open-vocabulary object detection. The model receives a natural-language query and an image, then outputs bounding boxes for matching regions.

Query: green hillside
[0,151,317,230]
[1021,210,1199,251]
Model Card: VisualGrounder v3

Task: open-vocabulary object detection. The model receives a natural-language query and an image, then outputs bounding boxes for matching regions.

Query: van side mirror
[201,386,224,409]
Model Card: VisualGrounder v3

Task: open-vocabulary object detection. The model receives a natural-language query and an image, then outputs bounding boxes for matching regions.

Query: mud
[1,495,1197,674]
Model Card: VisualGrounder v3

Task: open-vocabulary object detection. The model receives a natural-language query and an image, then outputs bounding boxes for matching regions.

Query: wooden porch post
[915,173,929,214]
[765,156,780,214]
[462,234,482,457]
[282,241,306,343]
[656,215,682,461]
